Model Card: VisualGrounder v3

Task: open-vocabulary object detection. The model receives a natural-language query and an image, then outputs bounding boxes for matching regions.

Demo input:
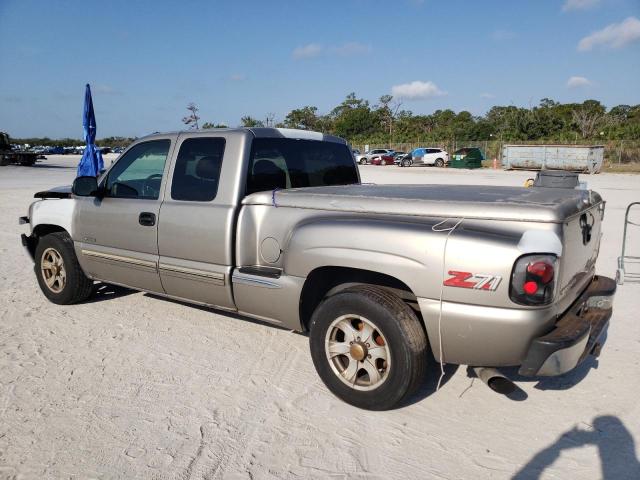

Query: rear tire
[34,232,93,305]
[309,285,428,410]
[435,158,444,168]
[359,158,367,165]
[402,159,411,167]
[0,155,10,166]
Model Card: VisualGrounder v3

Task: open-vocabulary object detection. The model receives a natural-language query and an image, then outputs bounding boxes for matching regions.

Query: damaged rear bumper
[519,275,615,377]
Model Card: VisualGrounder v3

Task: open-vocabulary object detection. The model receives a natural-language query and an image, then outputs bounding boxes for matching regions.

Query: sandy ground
[1,154,639,479]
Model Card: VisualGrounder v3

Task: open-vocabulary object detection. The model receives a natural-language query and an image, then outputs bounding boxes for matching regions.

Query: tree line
[191,94,639,144]
[12,95,639,148]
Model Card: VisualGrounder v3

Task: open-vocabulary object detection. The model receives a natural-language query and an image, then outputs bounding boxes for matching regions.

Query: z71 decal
[443,271,502,291]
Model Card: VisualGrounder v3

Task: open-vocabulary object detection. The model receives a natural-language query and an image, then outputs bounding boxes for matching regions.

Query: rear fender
[283,217,442,299]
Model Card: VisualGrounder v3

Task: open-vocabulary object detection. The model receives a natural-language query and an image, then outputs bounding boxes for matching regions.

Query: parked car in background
[400,147,449,167]
[46,146,65,155]
[392,151,407,165]
[370,154,395,165]
[356,148,394,165]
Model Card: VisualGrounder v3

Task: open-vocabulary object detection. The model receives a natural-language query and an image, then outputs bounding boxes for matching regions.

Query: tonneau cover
[243,184,602,223]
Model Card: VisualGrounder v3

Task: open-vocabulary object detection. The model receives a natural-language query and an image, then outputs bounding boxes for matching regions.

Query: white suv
[400,147,449,167]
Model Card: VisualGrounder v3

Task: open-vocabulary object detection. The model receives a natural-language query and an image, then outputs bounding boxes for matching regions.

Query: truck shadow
[142,292,296,332]
[512,415,640,479]
[399,362,460,407]
[83,283,136,303]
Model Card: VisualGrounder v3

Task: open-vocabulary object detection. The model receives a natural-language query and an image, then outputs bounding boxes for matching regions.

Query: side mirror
[72,176,99,196]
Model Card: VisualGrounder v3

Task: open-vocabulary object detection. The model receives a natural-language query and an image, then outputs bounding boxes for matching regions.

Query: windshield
[246,137,359,195]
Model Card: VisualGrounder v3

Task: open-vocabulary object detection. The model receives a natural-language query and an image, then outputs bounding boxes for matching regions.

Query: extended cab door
[73,137,174,292]
[156,132,242,309]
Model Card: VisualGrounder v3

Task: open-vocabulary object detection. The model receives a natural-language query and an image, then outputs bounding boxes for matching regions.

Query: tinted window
[246,138,358,195]
[105,140,170,199]
[171,137,225,202]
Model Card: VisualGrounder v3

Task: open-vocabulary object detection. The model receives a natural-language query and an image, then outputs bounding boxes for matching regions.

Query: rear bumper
[518,275,615,377]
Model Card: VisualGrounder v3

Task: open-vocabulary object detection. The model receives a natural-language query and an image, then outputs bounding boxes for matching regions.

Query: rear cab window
[171,137,225,202]
[246,138,358,195]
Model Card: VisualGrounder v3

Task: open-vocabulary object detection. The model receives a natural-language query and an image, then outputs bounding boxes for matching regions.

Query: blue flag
[76,84,104,177]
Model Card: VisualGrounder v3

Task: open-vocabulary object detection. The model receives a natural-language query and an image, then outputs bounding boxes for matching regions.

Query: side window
[105,140,170,199]
[171,137,225,202]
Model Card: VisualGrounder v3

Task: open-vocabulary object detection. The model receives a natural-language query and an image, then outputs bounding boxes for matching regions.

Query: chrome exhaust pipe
[473,367,516,395]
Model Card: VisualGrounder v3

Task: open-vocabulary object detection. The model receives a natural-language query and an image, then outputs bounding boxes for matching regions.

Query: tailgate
[558,202,603,302]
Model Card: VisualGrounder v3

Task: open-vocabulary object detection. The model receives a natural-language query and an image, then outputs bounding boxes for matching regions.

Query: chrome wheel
[40,247,66,293]
[325,314,390,391]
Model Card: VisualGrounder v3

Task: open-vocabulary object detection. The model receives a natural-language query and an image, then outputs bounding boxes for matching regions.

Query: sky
[1,0,639,139]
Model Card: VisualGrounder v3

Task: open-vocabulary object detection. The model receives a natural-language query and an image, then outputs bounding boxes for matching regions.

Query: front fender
[29,198,76,237]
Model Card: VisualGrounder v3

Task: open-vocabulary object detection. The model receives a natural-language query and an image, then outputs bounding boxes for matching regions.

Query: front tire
[309,285,428,410]
[435,158,444,168]
[34,232,93,304]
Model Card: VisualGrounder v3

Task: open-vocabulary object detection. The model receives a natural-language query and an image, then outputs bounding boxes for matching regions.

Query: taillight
[510,254,557,305]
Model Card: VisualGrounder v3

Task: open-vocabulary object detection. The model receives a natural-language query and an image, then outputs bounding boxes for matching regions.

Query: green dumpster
[450,147,484,169]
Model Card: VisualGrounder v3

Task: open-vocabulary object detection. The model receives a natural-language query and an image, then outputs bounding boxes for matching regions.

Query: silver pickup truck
[20,128,615,410]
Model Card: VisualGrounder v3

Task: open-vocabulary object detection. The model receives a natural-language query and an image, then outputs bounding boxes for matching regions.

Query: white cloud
[330,42,371,56]
[567,76,593,88]
[480,93,495,99]
[391,81,446,100]
[491,29,516,41]
[578,16,640,51]
[292,43,323,59]
[563,0,600,12]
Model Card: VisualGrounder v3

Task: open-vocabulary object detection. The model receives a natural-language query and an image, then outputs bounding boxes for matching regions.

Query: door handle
[138,212,156,226]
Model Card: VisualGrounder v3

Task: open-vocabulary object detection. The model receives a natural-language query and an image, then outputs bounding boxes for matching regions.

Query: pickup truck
[20,127,615,410]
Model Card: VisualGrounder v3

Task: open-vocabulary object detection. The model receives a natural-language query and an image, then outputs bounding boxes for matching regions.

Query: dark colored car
[370,154,395,166]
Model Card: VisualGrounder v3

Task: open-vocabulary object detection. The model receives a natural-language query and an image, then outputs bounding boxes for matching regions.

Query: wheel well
[299,266,420,331]
[28,224,68,257]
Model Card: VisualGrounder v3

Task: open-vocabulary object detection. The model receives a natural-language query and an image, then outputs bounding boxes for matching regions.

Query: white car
[356,148,394,165]
[400,147,449,167]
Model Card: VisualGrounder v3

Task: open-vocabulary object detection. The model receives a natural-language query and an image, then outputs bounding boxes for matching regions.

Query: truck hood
[243,184,602,223]
[34,185,72,199]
